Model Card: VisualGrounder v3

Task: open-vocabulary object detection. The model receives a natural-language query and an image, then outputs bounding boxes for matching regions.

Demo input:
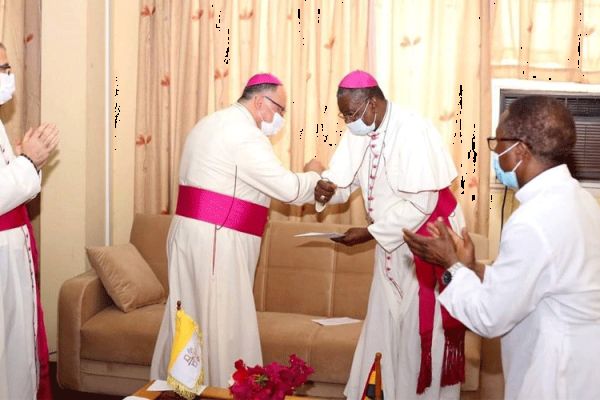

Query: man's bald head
[498,96,576,166]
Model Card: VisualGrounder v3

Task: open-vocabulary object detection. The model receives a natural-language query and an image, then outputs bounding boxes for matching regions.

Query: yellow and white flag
[167,302,205,400]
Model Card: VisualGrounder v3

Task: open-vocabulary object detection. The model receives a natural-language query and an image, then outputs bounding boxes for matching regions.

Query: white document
[294,232,345,239]
[312,317,361,326]
[146,380,172,391]
[145,380,207,395]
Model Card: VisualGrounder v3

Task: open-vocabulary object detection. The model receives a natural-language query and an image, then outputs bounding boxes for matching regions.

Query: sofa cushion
[255,223,338,317]
[307,320,363,384]
[254,221,375,319]
[257,312,322,364]
[257,311,362,385]
[81,304,164,365]
[331,241,375,320]
[86,243,165,312]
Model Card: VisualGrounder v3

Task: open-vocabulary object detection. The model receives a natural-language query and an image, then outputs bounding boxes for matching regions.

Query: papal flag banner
[362,352,383,400]
[167,301,205,400]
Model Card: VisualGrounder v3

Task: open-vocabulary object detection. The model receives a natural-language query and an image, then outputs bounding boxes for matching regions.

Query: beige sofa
[58,214,493,398]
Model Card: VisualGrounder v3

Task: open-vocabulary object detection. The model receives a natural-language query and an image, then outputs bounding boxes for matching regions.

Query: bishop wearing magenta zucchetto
[150,73,323,387]
[314,70,466,400]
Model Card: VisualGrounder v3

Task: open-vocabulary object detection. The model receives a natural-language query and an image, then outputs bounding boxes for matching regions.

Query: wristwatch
[442,262,464,285]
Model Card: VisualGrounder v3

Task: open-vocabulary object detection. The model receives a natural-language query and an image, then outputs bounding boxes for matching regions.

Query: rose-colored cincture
[413,187,465,394]
[0,204,52,400]
[175,185,269,237]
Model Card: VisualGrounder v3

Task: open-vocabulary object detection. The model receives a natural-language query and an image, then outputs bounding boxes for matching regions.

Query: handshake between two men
[304,164,374,247]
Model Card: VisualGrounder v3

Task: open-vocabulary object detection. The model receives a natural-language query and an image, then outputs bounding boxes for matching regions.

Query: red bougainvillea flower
[229,355,314,400]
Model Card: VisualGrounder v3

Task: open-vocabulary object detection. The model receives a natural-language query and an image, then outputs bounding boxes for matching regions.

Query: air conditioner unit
[491,79,600,190]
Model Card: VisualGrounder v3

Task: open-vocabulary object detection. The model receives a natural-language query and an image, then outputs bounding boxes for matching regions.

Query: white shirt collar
[515,164,572,204]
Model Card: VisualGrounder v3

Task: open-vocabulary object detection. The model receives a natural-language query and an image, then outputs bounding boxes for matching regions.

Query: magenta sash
[175,185,269,237]
[0,204,28,231]
[0,204,52,400]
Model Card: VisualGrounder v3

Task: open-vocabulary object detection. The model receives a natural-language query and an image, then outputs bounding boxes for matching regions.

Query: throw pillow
[86,243,165,312]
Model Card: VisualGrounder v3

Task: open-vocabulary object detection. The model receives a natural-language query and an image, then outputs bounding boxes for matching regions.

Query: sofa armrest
[462,330,482,391]
[57,269,113,390]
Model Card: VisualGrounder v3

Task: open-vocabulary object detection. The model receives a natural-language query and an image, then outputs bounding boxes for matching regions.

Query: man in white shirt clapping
[404,95,600,400]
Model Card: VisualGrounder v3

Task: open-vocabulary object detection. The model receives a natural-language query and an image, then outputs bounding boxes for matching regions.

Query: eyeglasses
[487,137,522,152]
[338,100,369,123]
[264,95,285,114]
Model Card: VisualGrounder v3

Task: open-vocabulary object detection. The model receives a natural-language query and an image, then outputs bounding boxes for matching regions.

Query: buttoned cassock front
[318,102,465,400]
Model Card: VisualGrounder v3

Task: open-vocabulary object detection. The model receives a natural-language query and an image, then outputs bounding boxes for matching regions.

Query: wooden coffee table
[132,381,317,399]
[131,381,227,399]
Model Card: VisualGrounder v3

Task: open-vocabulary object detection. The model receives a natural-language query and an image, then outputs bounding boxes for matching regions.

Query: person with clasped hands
[404,96,600,400]
[0,42,59,400]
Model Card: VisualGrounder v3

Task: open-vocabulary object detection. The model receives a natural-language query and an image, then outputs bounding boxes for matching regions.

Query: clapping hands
[17,123,59,170]
[403,218,476,270]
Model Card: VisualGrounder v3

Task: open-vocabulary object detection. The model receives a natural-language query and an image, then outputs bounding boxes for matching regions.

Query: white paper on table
[123,396,149,400]
[312,317,361,326]
[146,380,172,391]
[294,232,345,239]
[145,380,207,396]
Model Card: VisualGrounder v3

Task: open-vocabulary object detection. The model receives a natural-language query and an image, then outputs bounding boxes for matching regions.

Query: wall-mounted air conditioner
[491,79,600,190]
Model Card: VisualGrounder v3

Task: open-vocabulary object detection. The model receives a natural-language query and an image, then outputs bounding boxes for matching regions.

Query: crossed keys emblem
[184,344,201,368]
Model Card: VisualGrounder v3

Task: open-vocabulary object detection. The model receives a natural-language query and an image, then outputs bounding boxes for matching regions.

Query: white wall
[40,0,106,354]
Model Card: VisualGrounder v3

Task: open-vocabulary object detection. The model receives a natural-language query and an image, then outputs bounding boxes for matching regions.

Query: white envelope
[294,232,345,239]
[312,317,361,326]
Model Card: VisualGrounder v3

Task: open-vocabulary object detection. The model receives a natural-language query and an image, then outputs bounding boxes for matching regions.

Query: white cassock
[0,121,40,399]
[318,102,464,400]
[440,165,600,400]
[151,103,320,387]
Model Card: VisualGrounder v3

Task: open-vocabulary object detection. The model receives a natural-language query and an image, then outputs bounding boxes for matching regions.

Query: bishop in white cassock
[404,96,600,400]
[0,44,58,400]
[151,73,322,387]
[314,71,465,400]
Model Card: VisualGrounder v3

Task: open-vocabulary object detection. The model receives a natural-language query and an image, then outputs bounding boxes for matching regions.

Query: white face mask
[0,73,15,105]
[260,111,285,137]
[259,99,285,137]
[492,141,522,190]
[347,100,376,136]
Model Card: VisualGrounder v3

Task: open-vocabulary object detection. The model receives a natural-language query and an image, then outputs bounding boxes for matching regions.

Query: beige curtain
[371,0,492,234]
[487,0,600,246]
[492,0,600,83]
[135,0,370,224]
[135,0,495,232]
